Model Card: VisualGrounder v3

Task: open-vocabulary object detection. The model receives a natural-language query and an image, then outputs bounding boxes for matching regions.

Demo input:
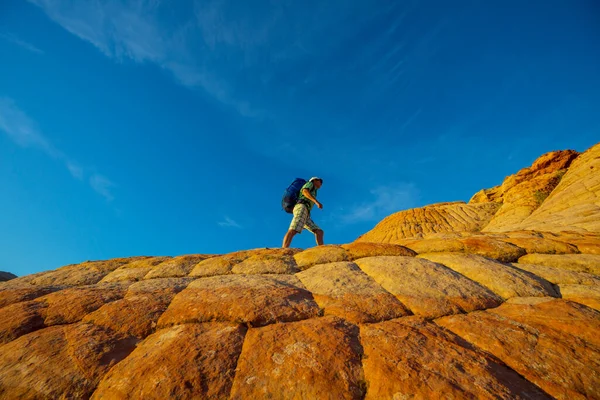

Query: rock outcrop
[357,143,599,242]
[1,239,599,399]
[1,143,600,399]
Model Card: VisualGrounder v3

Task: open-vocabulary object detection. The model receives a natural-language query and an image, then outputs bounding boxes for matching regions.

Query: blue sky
[1,0,599,276]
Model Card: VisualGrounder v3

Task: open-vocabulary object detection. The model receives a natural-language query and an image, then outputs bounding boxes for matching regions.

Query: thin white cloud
[27,0,263,118]
[0,97,59,157]
[1,33,44,54]
[218,216,242,229]
[89,174,115,201]
[0,97,115,200]
[66,161,84,180]
[339,183,420,224]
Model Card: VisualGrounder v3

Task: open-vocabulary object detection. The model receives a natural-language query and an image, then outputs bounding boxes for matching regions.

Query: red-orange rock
[361,317,551,399]
[158,275,320,328]
[436,299,600,399]
[230,316,365,399]
[340,242,416,260]
[92,323,246,399]
[0,322,138,399]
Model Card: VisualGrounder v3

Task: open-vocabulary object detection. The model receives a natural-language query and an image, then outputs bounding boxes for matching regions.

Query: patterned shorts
[289,203,321,233]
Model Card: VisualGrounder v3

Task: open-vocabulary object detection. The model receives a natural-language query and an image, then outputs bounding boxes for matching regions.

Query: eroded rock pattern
[1,143,600,398]
[1,238,599,399]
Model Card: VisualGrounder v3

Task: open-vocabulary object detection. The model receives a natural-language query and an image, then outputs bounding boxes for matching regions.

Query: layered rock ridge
[357,143,599,243]
[1,239,599,399]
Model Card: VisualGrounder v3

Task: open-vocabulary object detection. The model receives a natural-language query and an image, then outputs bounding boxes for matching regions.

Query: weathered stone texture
[100,256,171,283]
[293,245,349,270]
[557,284,600,310]
[92,323,246,399]
[518,253,600,274]
[296,262,410,323]
[419,253,558,299]
[230,316,365,400]
[361,317,551,399]
[356,202,501,241]
[354,256,502,318]
[144,254,213,279]
[511,263,600,285]
[436,299,600,400]
[158,275,320,328]
[0,322,138,399]
[340,242,416,259]
[513,143,600,232]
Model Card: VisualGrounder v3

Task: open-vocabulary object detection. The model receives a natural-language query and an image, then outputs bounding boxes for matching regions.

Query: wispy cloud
[1,33,44,54]
[89,174,115,201]
[0,97,115,201]
[338,183,420,224]
[218,216,242,229]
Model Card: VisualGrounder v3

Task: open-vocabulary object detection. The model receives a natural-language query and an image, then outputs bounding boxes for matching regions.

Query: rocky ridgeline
[0,142,599,399]
[357,142,599,242]
[0,238,599,399]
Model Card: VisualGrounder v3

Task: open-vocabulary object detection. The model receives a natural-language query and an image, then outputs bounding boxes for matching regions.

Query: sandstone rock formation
[356,143,599,242]
[1,143,600,399]
[1,238,599,399]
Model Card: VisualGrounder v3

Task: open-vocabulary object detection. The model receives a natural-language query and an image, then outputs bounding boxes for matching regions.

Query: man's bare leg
[315,229,324,246]
[282,229,297,248]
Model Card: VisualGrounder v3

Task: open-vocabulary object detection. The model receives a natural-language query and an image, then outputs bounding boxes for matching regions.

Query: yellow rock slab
[354,256,502,318]
[144,254,213,279]
[518,253,600,274]
[293,245,349,270]
[296,262,410,323]
[558,284,600,311]
[511,263,600,285]
[419,253,558,299]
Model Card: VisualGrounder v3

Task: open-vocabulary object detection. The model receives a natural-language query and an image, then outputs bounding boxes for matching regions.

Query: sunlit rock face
[1,143,599,399]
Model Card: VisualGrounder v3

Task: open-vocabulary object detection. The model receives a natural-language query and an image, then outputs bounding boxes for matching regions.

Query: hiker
[282,177,324,248]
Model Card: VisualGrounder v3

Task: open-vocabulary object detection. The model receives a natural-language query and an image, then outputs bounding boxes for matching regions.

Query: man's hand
[315,201,323,209]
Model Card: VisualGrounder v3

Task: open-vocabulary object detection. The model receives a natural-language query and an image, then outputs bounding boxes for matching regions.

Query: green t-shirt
[297,181,318,212]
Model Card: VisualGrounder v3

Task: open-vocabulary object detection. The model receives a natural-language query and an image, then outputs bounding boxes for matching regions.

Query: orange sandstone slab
[230,316,365,400]
[231,248,300,274]
[293,245,350,270]
[0,322,138,399]
[82,279,190,339]
[92,322,246,400]
[360,317,551,400]
[144,254,214,279]
[100,256,171,283]
[0,284,64,308]
[499,237,579,255]
[0,283,129,344]
[436,299,600,400]
[295,262,410,323]
[459,237,527,262]
[355,256,502,318]
[419,253,558,299]
[341,242,416,260]
[158,275,320,328]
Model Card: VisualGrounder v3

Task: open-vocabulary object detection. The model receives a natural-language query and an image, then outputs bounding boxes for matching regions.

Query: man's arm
[302,188,323,209]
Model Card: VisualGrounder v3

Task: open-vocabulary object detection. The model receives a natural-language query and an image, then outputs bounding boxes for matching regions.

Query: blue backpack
[282,178,307,213]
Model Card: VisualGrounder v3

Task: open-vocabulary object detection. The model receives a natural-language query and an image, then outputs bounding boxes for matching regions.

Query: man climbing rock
[282,177,324,248]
